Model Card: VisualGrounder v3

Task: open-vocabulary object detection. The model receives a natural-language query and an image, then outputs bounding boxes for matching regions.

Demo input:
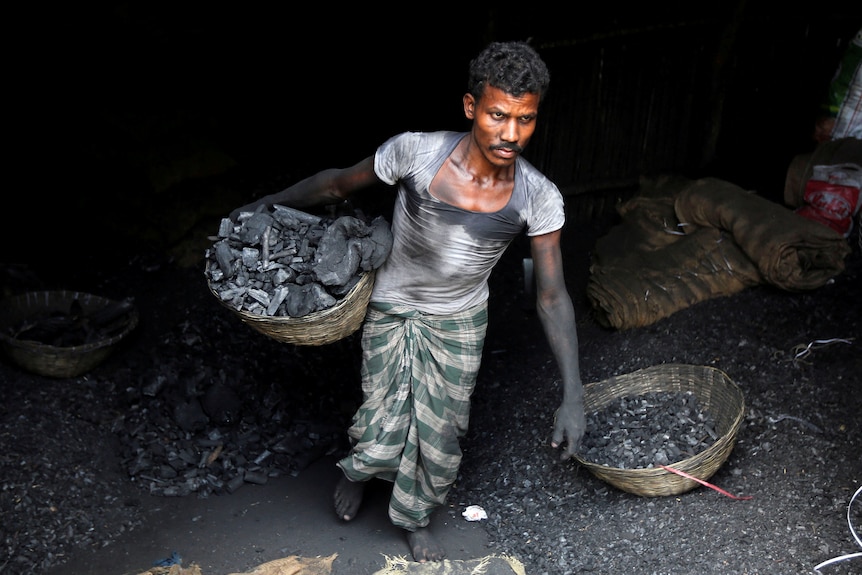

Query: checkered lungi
[337,300,488,531]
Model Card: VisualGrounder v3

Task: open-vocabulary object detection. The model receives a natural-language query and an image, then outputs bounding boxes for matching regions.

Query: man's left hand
[551,400,586,461]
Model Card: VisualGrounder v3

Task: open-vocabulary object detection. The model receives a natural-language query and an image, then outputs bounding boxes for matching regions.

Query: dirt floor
[1,178,861,575]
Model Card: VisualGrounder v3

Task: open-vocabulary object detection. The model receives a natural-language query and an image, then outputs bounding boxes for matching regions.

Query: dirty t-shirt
[371,131,565,315]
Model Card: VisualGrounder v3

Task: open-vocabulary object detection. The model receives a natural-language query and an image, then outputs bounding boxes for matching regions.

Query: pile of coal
[579,391,719,469]
[205,205,393,317]
[112,312,355,499]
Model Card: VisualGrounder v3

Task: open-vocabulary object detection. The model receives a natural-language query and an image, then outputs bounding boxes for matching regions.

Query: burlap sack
[372,554,526,575]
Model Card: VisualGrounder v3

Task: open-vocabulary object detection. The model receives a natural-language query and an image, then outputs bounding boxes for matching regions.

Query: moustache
[491,143,523,154]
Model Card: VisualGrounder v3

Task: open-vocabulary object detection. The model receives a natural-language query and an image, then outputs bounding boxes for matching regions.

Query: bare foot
[333,475,365,521]
[406,527,446,563]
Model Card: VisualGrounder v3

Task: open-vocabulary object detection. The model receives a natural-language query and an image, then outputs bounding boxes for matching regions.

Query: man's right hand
[229,199,266,223]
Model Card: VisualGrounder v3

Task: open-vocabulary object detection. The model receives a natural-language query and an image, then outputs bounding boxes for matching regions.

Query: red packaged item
[795,163,861,237]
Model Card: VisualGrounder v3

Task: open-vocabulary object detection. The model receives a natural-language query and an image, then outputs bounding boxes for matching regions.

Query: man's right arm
[229,156,379,220]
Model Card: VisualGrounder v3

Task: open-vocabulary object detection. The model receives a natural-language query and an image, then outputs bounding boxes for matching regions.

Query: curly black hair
[467,41,550,102]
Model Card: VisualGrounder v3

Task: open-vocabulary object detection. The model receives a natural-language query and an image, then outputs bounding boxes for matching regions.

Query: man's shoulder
[378,131,465,162]
[375,131,466,184]
[516,156,556,189]
[385,130,464,148]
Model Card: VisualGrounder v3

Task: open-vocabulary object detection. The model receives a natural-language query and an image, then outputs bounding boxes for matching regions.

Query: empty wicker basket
[210,271,374,346]
[574,363,745,497]
[0,290,139,378]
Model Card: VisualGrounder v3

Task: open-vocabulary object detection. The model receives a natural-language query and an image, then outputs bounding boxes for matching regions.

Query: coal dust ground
[1,186,860,575]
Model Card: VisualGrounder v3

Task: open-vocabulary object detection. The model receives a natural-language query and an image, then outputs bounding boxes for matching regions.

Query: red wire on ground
[660,465,753,500]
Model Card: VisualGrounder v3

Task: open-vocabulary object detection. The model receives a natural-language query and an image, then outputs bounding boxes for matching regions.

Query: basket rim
[0,290,140,352]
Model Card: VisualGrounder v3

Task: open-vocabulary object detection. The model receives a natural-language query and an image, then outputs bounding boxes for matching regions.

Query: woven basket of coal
[574,363,745,497]
[206,205,391,346]
[0,290,138,378]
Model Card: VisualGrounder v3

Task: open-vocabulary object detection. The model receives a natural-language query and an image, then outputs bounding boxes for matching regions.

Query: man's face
[463,85,541,168]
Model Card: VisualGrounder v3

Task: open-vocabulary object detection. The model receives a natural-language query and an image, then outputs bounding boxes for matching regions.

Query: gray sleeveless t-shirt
[371,131,565,314]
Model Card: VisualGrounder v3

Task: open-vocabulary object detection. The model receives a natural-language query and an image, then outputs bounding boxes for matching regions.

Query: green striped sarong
[337,301,488,531]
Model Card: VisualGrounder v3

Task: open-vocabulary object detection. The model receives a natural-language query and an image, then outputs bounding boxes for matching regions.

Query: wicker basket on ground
[0,290,139,378]
[574,363,745,497]
[210,271,374,346]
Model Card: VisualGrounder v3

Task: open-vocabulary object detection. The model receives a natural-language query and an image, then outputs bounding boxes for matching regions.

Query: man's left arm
[530,230,586,460]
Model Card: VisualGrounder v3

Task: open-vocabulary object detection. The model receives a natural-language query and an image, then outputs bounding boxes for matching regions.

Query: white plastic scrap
[792,338,854,362]
[462,504,488,522]
[813,484,862,572]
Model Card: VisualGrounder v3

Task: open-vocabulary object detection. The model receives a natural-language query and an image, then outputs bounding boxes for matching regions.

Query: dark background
[5,2,862,268]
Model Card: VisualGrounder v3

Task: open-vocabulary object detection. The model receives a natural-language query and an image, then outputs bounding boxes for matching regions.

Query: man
[231,40,585,563]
